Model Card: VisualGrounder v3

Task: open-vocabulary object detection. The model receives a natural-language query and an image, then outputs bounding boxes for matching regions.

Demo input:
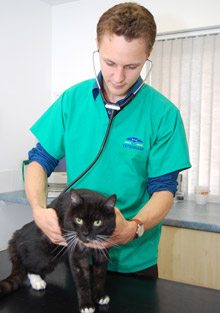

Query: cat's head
[63,189,116,244]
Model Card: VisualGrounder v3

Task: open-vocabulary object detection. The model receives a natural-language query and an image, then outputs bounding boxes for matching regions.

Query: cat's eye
[75,218,83,224]
[94,220,102,226]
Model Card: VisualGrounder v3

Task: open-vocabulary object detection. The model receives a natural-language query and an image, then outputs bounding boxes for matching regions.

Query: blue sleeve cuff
[147,170,180,197]
[28,143,59,177]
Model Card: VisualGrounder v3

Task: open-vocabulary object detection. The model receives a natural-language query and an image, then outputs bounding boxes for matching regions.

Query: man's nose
[114,67,125,83]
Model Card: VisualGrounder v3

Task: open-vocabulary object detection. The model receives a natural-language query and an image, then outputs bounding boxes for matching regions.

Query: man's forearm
[85,191,174,249]
[24,161,66,245]
[25,161,48,212]
[134,190,174,231]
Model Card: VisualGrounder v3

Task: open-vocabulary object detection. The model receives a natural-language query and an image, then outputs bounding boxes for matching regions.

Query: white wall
[0,0,52,192]
[51,0,220,95]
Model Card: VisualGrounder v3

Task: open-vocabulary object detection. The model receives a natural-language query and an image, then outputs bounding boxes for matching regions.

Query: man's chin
[106,86,129,101]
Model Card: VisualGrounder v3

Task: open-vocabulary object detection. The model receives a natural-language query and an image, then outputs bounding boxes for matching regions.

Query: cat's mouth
[78,237,94,245]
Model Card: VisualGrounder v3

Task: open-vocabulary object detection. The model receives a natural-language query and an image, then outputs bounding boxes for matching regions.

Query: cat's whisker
[50,241,66,254]
[67,237,78,251]
[105,239,121,248]
[51,244,68,260]
[63,232,78,243]
[62,229,77,238]
[64,234,77,241]
[50,243,61,253]
[50,230,78,260]
[95,240,115,263]
[97,233,117,238]
[62,229,79,244]
[96,235,121,248]
[63,231,79,252]
[91,239,110,260]
[66,235,80,257]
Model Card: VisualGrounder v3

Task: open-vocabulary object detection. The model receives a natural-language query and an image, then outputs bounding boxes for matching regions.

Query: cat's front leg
[92,250,110,306]
[27,273,47,290]
[69,247,95,313]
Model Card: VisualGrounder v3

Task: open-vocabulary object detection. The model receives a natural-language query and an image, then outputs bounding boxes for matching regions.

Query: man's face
[97,33,149,103]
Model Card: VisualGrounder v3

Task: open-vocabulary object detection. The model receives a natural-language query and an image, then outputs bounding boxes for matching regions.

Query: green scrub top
[30,79,191,273]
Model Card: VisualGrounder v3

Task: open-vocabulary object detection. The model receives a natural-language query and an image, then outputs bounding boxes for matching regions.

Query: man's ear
[147,47,153,59]
[96,38,99,51]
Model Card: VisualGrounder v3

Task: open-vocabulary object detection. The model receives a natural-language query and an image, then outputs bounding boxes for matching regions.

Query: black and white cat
[0,189,116,313]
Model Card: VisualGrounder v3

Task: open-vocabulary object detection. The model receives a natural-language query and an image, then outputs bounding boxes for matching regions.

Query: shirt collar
[92,71,143,104]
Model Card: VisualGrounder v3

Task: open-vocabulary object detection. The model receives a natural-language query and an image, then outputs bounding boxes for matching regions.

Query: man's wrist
[129,219,145,239]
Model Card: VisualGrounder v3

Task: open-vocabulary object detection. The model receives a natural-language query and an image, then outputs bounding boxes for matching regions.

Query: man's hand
[33,207,67,246]
[84,207,137,249]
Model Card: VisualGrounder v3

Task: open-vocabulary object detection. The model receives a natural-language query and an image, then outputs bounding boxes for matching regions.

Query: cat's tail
[0,240,26,297]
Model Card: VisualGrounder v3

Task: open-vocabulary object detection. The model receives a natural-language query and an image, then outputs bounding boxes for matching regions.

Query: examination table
[0,249,220,313]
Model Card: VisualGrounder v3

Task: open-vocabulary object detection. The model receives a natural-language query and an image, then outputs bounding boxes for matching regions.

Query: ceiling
[40,0,79,6]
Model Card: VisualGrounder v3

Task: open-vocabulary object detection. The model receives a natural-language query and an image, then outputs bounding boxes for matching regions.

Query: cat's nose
[83,231,89,236]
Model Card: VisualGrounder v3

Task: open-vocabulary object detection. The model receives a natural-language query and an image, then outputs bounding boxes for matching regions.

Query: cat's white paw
[28,273,47,290]
[98,295,110,305]
[80,307,95,313]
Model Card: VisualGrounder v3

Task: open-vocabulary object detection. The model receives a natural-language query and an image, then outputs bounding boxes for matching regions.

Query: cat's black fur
[0,189,116,313]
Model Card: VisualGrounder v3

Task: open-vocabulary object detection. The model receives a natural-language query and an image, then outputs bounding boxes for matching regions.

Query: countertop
[0,249,220,313]
[0,190,220,233]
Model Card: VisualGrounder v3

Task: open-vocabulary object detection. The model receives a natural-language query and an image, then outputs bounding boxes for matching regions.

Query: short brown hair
[97,2,157,52]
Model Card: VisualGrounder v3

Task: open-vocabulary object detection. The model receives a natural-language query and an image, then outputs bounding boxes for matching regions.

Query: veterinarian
[25,2,191,278]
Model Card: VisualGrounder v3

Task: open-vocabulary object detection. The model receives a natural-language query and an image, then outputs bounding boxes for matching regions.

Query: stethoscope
[61,51,153,194]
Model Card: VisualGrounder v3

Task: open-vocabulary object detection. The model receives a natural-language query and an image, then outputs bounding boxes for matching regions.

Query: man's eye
[127,65,137,70]
[106,61,114,67]
[75,218,83,224]
[94,220,102,226]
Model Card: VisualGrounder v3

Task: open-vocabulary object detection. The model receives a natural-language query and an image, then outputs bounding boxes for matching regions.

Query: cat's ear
[70,189,83,206]
[103,194,116,212]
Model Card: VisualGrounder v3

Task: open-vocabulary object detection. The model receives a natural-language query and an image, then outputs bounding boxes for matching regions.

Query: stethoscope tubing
[60,109,116,195]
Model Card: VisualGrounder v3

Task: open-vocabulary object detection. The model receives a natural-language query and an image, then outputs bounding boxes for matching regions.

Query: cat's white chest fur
[27,273,47,290]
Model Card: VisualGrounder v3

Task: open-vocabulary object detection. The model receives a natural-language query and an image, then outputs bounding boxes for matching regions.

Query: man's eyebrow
[103,57,141,67]
[103,58,115,63]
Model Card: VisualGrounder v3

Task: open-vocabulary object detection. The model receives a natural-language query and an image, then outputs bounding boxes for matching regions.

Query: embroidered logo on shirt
[119,137,144,158]
[123,137,144,151]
